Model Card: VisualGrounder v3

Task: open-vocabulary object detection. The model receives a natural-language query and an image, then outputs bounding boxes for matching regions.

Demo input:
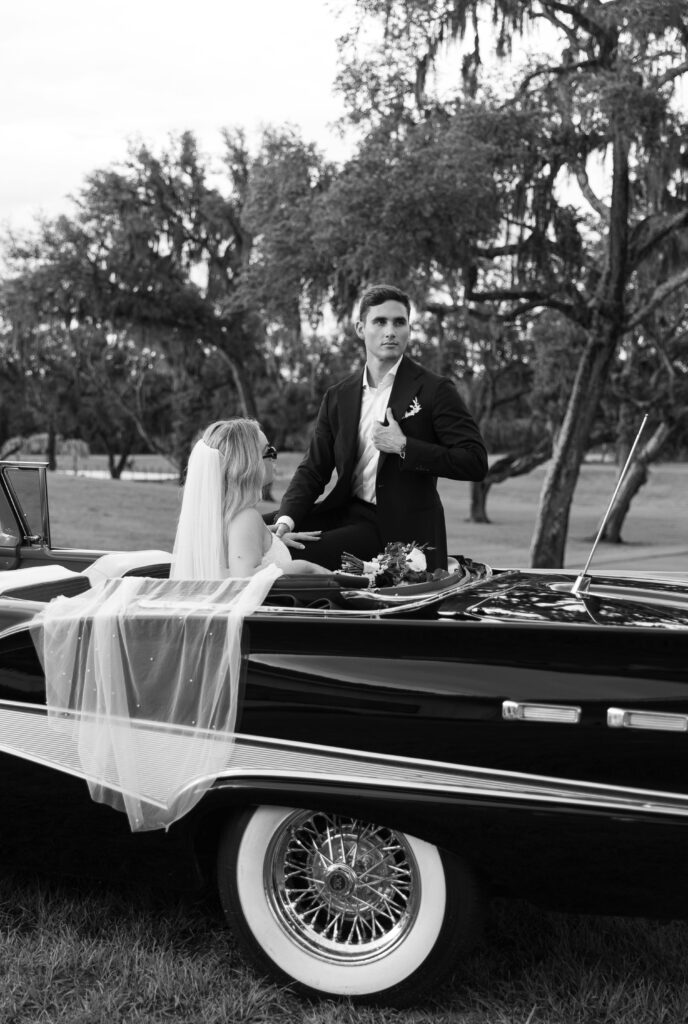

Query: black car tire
[217,805,483,1006]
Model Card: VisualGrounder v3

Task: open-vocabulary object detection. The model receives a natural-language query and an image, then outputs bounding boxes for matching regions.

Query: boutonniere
[403,396,421,420]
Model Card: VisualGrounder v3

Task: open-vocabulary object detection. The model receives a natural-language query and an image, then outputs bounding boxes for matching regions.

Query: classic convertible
[1,458,688,1006]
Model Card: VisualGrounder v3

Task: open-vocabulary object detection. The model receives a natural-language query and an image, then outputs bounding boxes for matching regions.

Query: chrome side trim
[503,700,581,724]
[254,572,490,618]
[204,735,688,820]
[608,707,688,732]
[2,698,688,822]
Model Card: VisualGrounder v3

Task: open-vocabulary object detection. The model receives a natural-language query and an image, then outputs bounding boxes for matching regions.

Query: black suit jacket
[278,356,487,569]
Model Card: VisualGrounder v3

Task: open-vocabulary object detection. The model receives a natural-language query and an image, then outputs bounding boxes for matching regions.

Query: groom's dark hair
[358,284,411,323]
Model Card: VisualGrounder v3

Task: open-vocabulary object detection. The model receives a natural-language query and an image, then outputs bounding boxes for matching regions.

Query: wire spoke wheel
[218,805,483,1005]
[266,810,419,962]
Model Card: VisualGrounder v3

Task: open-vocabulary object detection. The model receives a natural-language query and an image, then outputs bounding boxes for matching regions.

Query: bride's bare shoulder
[228,507,269,549]
[226,507,270,570]
[229,506,263,534]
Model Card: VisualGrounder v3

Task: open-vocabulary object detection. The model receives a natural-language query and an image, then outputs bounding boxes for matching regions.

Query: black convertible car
[1,458,688,1006]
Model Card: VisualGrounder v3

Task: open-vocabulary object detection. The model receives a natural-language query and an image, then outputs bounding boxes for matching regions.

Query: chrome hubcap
[265,811,420,964]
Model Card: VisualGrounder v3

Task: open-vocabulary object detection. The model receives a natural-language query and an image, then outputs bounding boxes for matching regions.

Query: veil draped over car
[30,567,280,831]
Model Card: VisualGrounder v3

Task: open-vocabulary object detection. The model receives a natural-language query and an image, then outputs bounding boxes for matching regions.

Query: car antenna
[570,413,649,597]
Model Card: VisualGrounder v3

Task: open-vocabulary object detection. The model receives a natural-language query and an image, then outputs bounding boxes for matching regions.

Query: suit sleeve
[402,378,487,481]
[277,389,337,526]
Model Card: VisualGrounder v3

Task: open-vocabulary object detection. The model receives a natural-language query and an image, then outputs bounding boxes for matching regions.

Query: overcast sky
[4,3,685,235]
[1,0,349,230]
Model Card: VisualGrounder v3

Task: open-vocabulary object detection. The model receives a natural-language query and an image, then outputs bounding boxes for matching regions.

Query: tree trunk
[615,402,636,467]
[470,481,491,523]
[600,421,673,543]
[529,124,630,568]
[232,361,258,418]
[529,329,621,566]
[100,423,137,480]
[109,452,130,480]
[214,347,258,418]
[468,442,553,524]
[47,424,57,471]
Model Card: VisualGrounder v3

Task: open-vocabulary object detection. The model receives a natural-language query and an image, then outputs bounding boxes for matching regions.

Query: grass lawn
[45,455,688,571]
[2,871,687,1024]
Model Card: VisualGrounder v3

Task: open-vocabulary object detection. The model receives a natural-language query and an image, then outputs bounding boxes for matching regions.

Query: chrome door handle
[502,701,581,724]
[607,708,688,732]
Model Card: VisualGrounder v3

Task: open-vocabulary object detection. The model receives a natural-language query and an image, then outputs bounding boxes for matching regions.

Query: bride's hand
[281,530,321,550]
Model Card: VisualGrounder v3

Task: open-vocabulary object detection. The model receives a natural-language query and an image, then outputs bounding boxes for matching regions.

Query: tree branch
[518,59,599,95]
[426,289,579,322]
[626,265,688,330]
[474,241,526,258]
[629,208,688,269]
[502,297,578,320]
[572,160,610,223]
[469,287,549,302]
[425,301,462,317]
[532,8,580,50]
[485,439,552,484]
[547,0,605,38]
[468,296,579,322]
[491,386,534,412]
[656,59,688,87]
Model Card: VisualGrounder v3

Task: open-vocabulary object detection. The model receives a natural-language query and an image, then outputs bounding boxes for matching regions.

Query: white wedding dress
[260,533,293,571]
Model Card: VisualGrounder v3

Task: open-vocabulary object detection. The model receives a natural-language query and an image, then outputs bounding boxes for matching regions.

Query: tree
[72,328,176,477]
[236,128,340,444]
[599,276,688,542]
[336,0,688,565]
[75,131,261,427]
[0,266,85,468]
[311,113,502,316]
[1,128,338,471]
[0,221,178,473]
[421,305,545,522]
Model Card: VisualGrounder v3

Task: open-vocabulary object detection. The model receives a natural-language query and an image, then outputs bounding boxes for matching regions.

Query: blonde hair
[201,419,266,550]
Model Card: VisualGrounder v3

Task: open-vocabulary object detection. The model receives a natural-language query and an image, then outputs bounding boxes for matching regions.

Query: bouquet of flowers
[340,542,448,587]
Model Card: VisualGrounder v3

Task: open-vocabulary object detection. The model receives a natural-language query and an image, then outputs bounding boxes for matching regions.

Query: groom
[273,284,487,571]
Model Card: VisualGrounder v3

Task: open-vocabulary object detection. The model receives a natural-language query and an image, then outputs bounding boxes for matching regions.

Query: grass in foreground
[1,870,687,1024]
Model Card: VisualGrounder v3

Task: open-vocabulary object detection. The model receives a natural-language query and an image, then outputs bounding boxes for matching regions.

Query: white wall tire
[217,806,482,1006]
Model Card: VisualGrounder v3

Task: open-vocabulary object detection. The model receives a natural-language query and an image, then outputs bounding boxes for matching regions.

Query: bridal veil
[170,438,227,580]
[31,568,281,832]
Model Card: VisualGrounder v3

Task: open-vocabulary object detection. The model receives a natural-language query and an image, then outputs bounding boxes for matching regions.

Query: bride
[170,418,330,579]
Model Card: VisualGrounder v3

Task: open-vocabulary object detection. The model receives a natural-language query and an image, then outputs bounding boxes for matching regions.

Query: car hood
[438,570,688,628]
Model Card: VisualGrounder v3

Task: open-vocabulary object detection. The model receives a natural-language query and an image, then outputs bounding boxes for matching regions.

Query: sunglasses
[262,444,278,461]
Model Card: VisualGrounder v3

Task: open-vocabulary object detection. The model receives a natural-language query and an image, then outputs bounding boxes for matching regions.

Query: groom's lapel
[336,371,364,472]
[378,357,423,472]
[389,356,423,426]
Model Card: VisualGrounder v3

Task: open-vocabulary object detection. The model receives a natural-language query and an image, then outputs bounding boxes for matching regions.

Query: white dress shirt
[351,357,403,504]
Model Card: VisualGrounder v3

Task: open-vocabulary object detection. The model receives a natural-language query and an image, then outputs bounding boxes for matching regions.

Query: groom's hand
[271,519,294,539]
[372,408,406,454]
